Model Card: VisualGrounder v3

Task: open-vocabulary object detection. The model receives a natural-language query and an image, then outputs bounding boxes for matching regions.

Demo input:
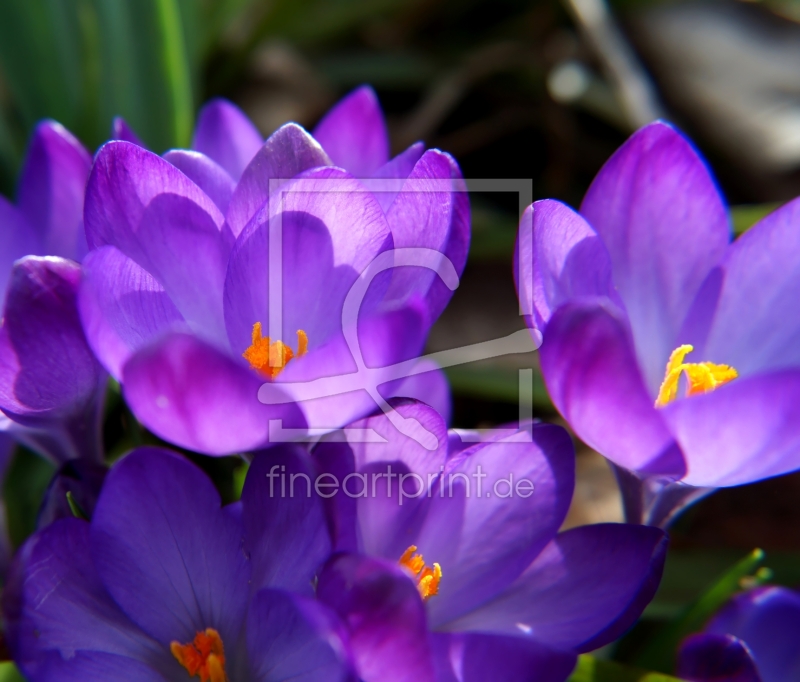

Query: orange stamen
[242,322,308,380]
[655,344,738,407]
[399,545,442,601]
[170,628,228,682]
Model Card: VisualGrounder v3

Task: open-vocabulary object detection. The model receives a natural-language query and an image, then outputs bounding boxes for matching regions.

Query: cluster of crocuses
[0,82,794,681]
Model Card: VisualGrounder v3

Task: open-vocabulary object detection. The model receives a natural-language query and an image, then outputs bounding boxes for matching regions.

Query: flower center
[242,322,308,380]
[655,344,738,407]
[170,628,228,682]
[399,545,442,601]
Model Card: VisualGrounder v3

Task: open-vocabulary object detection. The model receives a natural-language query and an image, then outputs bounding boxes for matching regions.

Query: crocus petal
[421,425,576,628]
[79,246,186,380]
[242,447,331,596]
[539,301,684,476]
[3,518,169,680]
[17,120,92,260]
[515,200,616,333]
[662,370,800,486]
[192,98,263,181]
[313,399,449,559]
[313,86,389,177]
[692,197,800,376]
[163,150,236,214]
[0,197,40,295]
[424,154,470,322]
[112,117,145,148]
[90,448,250,648]
[122,333,305,455]
[705,587,800,682]
[390,360,452,426]
[580,121,730,393]
[262,304,429,435]
[131,193,229,343]
[430,632,577,682]
[677,634,763,682]
[317,553,436,682]
[371,142,426,213]
[0,258,106,461]
[223,166,392,354]
[383,150,454,306]
[84,141,224,256]
[35,651,169,682]
[225,123,331,239]
[246,589,350,682]
[445,524,667,651]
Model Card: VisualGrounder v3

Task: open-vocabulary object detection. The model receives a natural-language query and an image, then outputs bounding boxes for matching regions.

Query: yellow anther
[399,545,442,601]
[243,322,308,380]
[170,628,228,682]
[655,344,738,407]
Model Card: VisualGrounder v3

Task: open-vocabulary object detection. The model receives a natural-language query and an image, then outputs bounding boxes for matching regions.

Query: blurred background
[2,0,800,669]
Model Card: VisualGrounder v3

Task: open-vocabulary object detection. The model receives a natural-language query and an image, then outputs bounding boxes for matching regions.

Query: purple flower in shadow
[677,586,800,682]
[516,121,800,525]
[0,122,106,462]
[297,400,667,682]
[83,88,467,455]
[3,446,353,682]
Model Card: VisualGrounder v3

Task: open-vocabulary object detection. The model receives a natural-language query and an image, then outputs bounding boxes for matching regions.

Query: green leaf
[569,655,686,682]
[444,365,553,409]
[0,661,26,682]
[731,203,781,236]
[4,447,56,549]
[635,548,766,673]
[232,458,250,500]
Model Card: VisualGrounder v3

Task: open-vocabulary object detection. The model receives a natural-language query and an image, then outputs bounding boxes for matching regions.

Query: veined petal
[444,524,667,652]
[122,333,305,455]
[691,197,800,376]
[225,123,331,239]
[3,519,170,681]
[242,447,331,596]
[84,141,224,256]
[371,142,425,213]
[90,448,250,647]
[422,425,576,629]
[515,200,616,333]
[79,246,186,381]
[223,166,392,355]
[163,150,236,214]
[539,301,684,476]
[192,98,263,181]
[662,369,800,486]
[580,121,730,394]
[313,86,389,177]
[0,196,40,295]
[246,589,351,682]
[112,117,145,147]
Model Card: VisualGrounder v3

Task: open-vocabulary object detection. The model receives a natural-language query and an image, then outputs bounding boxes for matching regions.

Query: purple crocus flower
[0,122,106,465]
[676,586,800,682]
[81,89,467,455]
[3,446,353,681]
[305,400,667,682]
[516,121,800,525]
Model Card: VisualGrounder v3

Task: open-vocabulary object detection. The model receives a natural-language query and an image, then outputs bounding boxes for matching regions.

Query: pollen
[399,545,442,601]
[170,628,228,682]
[655,344,738,407]
[242,322,308,380]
